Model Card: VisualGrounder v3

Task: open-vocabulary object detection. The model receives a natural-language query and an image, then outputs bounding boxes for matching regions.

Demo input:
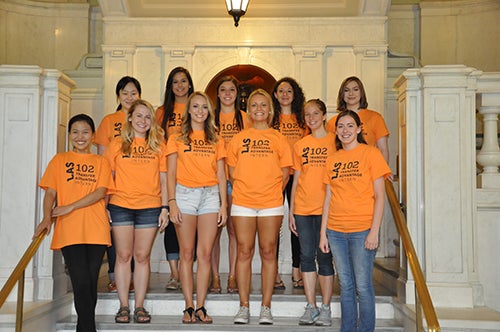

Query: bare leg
[233,216,257,306]
[257,215,283,307]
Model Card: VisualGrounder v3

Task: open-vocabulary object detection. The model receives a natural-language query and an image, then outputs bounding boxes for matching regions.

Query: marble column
[0,65,74,301]
[395,65,483,308]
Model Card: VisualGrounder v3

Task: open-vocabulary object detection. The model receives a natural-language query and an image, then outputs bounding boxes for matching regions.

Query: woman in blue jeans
[289,99,336,326]
[319,110,391,332]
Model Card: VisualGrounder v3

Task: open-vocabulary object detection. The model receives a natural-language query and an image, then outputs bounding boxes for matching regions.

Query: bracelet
[168,198,176,203]
[161,205,169,211]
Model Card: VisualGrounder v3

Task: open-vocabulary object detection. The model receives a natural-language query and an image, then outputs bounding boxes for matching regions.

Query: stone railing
[476,72,500,189]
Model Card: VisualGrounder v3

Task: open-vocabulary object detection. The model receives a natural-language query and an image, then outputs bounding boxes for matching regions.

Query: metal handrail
[0,229,47,332]
[385,179,440,331]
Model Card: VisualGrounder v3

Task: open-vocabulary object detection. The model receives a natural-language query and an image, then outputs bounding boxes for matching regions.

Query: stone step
[56,315,405,332]
[88,293,397,319]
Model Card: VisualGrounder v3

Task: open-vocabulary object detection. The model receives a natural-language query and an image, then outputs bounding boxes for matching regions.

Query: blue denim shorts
[227,180,233,196]
[176,183,221,216]
[107,204,160,229]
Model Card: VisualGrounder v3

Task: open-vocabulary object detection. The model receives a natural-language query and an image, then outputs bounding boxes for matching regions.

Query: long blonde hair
[179,91,218,145]
[121,99,165,154]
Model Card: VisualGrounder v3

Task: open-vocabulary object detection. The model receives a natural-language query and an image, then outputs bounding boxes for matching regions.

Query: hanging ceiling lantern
[225,0,249,27]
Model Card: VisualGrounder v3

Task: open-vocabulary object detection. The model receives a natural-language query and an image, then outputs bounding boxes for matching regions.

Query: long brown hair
[337,76,368,112]
[334,110,367,150]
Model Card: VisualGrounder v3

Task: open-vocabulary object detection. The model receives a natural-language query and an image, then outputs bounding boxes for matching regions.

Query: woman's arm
[33,188,57,238]
[288,170,300,236]
[158,171,169,232]
[376,136,389,164]
[167,153,182,224]
[216,158,228,227]
[319,184,332,254]
[51,187,107,217]
[365,176,385,250]
[281,167,290,191]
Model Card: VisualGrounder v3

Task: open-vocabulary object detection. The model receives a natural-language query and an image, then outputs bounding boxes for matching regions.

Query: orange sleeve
[359,109,389,146]
[325,114,338,133]
[39,152,113,249]
[94,112,126,147]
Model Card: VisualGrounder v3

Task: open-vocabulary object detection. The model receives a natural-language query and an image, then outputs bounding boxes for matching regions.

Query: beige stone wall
[0,0,90,70]
[388,0,500,71]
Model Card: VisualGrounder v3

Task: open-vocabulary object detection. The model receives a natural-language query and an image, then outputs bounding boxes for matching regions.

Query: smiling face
[118,82,140,112]
[342,80,361,111]
[274,81,294,108]
[248,93,271,125]
[129,104,152,138]
[188,94,209,127]
[69,121,94,153]
[304,102,326,131]
[172,72,191,100]
[218,81,237,108]
[336,114,361,149]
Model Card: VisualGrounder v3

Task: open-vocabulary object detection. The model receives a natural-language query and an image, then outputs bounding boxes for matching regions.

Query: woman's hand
[158,209,169,232]
[169,201,182,225]
[289,214,298,236]
[33,216,53,239]
[217,205,228,228]
[319,232,330,254]
[51,204,74,217]
[365,229,379,250]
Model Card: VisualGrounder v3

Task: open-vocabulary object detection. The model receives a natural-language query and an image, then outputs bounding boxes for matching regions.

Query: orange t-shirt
[323,144,391,233]
[167,131,226,188]
[94,111,126,147]
[279,113,308,149]
[104,137,168,209]
[292,133,336,215]
[227,127,292,209]
[326,109,389,147]
[39,151,114,250]
[219,110,250,143]
[156,102,186,138]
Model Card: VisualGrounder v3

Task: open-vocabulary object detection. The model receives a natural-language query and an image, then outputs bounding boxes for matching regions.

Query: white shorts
[231,204,284,217]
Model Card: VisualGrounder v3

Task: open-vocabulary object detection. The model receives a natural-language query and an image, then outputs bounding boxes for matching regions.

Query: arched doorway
[205,65,276,111]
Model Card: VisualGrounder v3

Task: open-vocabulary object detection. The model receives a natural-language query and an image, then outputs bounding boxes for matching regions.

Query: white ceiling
[98,0,391,18]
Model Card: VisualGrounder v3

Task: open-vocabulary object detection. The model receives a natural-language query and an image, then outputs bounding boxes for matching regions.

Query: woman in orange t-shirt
[156,67,194,291]
[104,100,169,324]
[94,76,141,292]
[34,114,114,332]
[271,77,307,289]
[289,99,335,326]
[325,76,390,163]
[319,110,391,332]
[227,89,292,325]
[209,75,249,295]
[167,91,227,324]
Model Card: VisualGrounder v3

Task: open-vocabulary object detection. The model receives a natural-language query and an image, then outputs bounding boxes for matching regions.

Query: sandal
[114,306,130,324]
[274,279,286,290]
[195,306,213,324]
[209,275,221,294]
[182,307,196,324]
[133,307,151,323]
[227,275,238,293]
[292,278,304,289]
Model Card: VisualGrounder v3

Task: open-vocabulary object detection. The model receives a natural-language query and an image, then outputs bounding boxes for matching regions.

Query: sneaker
[299,303,320,325]
[107,281,117,293]
[315,304,332,326]
[234,306,250,324]
[165,278,179,290]
[259,305,273,325]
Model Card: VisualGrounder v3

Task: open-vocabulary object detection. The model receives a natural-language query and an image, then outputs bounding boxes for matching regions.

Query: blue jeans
[327,229,376,332]
[295,215,334,276]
